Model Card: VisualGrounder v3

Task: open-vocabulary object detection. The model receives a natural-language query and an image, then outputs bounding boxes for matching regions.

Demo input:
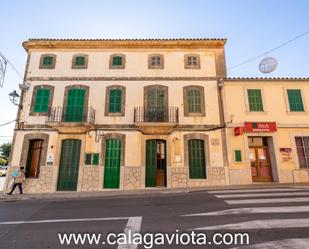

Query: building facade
[5,39,229,193]
[223,78,309,185]
[5,39,309,194]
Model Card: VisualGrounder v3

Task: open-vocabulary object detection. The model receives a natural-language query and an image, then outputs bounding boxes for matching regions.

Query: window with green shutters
[108,89,122,113]
[34,88,50,113]
[188,139,206,179]
[247,89,264,112]
[287,89,304,112]
[43,56,53,66]
[188,89,202,113]
[234,150,242,162]
[85,153,99,165]
[75,56,85,66]
[112,56,122,66]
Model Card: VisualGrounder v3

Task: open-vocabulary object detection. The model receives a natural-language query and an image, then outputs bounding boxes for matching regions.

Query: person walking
[7,166,25,195]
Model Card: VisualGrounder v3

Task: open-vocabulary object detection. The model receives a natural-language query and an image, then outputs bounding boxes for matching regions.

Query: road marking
[231,238,309,249]
[216,191,309,198]
[0,216,132,225]
[183,205,309,216]
[208,188,303,194]
[225,197,309,204]
[193,218,309,230]
[118,217,142,249]
[0,216,143,249]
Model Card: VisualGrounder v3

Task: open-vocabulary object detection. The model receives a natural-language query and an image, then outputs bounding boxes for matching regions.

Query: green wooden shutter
[287,89,304,112]
[75,56,85,66]
[65,88,85,122]
[146,140,156,187]
[247,89,264,112]
[188,89,201,113]
[188,139,206,179]
[43,56,53,66]
[57,139,81,191]
[112,56,122,66]
[104,139,121,188]
[108,89,122,113]
[234,150,242,162]
[92,153,99,165]
[34,88,50,113]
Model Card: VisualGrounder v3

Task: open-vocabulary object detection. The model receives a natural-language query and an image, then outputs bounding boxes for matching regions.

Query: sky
[0,0,308,143]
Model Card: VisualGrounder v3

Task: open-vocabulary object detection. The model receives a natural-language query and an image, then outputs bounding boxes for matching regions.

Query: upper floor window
[39,54,56,69]
[287,89,304,112]
[184,54,200,69]
[105,85,126,116]
[72,54,88,69]
[30,85,54,116]
[183,86,205,116]
[148,54,164,69]
[247,89,264,112]
[109,54,125,69]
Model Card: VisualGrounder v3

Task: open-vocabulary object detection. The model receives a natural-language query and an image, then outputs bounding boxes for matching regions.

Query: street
[1,186,309,248]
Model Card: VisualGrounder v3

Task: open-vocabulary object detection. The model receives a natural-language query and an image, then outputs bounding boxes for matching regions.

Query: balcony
[46,107,95,133]
[134,107,179,134]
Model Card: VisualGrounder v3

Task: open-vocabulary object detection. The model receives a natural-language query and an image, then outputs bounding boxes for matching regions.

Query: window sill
[286,111,308,115]
[245,111,268,115]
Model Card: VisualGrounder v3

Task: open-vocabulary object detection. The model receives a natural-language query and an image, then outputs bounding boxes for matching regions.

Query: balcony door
[65,88,85,122]
[145,85,168,122]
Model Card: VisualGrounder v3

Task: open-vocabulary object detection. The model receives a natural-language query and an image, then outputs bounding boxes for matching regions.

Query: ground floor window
[188,139,206,179]
[25,139,43,178]
[295,136,309,168]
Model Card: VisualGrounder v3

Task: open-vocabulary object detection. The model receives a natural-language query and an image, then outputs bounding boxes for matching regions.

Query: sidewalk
[1,183,309,202]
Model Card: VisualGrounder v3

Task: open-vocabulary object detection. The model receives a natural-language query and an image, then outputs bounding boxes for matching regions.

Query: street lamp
[8,90,20,106]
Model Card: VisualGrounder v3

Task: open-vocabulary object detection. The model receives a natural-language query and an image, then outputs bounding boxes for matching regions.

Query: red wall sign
[244,122,277,132]
[234,127,244,136]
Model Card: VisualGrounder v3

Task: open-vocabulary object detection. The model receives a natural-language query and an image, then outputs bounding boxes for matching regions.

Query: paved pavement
[1,185,309,248]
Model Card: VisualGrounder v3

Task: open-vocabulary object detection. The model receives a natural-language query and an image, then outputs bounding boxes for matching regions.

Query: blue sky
[0,0,308,142]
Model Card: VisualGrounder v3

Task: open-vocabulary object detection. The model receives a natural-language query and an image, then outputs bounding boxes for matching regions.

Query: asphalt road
[1,187,309,249]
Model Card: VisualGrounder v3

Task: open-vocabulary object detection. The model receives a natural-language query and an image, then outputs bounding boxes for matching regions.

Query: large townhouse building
[223,78,309,185]
[5,39,229,193]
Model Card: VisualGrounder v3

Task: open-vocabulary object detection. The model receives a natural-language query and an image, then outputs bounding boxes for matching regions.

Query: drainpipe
[217,78,230,185]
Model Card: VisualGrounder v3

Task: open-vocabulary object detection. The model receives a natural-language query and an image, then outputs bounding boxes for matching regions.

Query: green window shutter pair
[34,88,50,112]
[65,88,86,122]
[287,89,304,112]
[188,139,206,179]
[109,89,122,113]
[75,56,85,66]
[247,89,264,112]
[43,56,53,66]
[188,89,201,113]
[85,153,99,165]
[234,150,242,162]
[112,56,122,66]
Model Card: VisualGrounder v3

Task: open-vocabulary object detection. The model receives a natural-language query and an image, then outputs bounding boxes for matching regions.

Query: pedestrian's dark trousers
[9,183,23,194]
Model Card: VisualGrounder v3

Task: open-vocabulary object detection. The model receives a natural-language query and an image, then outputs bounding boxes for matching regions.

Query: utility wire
[0,120,16,127]
[228,30,309,71]
[0,51,23,80]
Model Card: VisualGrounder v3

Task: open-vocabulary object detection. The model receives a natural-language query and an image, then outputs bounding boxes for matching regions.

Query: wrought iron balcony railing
[46,107,95,123]
[134,107,179,123]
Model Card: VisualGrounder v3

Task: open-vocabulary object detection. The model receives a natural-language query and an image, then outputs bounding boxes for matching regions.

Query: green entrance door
[104,139,121,189]
[146,139,166,187]
[65,88,85,122]
[57,139,81,191]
